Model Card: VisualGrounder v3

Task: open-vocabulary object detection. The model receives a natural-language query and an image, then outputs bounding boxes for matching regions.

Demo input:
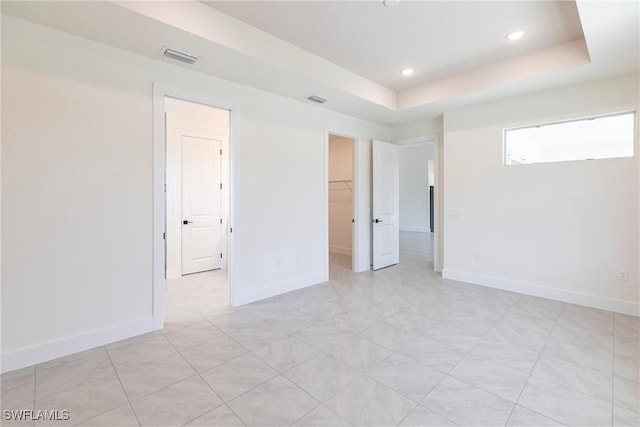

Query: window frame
[502,110,636,166]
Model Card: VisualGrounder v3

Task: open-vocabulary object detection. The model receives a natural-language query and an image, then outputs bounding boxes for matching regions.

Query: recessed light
[383,0,400,7]
[505,30,526,41]
[401,68,414,77]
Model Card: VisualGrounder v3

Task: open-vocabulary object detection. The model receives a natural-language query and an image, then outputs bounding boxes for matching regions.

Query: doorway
[396,137,436,268]
[152,87,234,330]
[165,97,230,278]
[328,134,355,276]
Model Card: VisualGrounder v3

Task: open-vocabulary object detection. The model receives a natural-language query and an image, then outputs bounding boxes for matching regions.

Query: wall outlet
[618,270,629,281]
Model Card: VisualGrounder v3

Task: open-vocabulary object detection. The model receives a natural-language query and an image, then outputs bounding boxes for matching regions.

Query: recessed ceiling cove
[2,0,637,124]
[204,1,585,91]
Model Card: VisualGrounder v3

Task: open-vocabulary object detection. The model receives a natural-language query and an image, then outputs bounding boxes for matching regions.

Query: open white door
[181,134,222,275]
[372,140,399,270]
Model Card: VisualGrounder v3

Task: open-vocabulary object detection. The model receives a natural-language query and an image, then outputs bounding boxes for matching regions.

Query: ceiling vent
[307,95,328,104]
[161,47,199,65]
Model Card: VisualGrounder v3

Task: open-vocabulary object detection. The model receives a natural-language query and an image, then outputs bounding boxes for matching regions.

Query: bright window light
[504,112,635,165]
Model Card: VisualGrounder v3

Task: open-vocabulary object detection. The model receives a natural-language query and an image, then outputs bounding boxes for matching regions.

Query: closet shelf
[328,179,352,191]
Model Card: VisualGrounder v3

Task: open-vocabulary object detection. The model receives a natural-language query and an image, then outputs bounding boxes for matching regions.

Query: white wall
[392,119,441,141]
[165,98,230,279]
[398,144,434,232]
[442,73,639,315]
[1,15,391,371]
[328,136,353,255]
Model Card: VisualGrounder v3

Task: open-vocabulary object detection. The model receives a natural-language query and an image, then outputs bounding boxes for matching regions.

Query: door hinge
[220,218,222,224]
[230,227,233,233]
[220,149,222,155]
[220,253,223,259]
[163,232,166,240]
[220,183,222,190]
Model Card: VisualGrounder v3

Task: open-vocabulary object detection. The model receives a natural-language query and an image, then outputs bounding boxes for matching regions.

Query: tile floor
[1,232,639,426]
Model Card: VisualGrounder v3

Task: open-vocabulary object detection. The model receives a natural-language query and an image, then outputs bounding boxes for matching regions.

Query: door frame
[152,83,237,330]
[394,133,442,272]
[325,131,359,277]
[176,130,226,276]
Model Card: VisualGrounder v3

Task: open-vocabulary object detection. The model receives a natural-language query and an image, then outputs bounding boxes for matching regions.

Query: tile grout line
[263,347,359,414]
[611,314,616,426]
[36,346,138,426]
[404,293,520,426]
[178,402,246,427]
[199,301,367,423]
[160,329,247,427]
[525,311,618,404]
[32,363,36,425]
[453,295,542,426]
[104,345,142,427]
[509,302,566,426]
[413,372,458,425]
[286,402,327,427]
[234,315,372,425]
[17,250,634,427]
[108,338,219,415]
[249,340,318,376]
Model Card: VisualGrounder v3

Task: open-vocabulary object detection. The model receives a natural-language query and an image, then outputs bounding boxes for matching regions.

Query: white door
[181,135,222,275]
[372,140,399,270]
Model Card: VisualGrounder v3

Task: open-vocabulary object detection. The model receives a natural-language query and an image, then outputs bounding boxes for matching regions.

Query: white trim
[351,138,362,272]
[442,268,639,316]
[396,141,432,148]
[152,85,166,330]
[153,83,238,330]
[400,226,430,233]
[433,133,443,272]
[1,317,154,374]
[329,245,353,256]
[233,272,327,306]
[395,134,438,146]
[166,268,180,280]
[323,131,329,282]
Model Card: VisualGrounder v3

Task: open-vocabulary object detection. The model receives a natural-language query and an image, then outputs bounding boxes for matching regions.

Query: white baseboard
[233,271,327,306]
[399,226,430,233]
[1,317,154,374]
[356,256,371,273]
[442,269,639,316]
[329,245,352,256]
[166,268,180,280]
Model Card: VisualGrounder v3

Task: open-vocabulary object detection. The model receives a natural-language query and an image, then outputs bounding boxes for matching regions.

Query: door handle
[183,220,194,224]
[373,219,383,223]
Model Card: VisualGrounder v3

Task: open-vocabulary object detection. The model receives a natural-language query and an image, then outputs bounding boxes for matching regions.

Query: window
[504,111,635,165]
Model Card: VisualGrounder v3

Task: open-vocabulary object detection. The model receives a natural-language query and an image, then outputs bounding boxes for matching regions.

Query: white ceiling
[2,1,638,126]
[205,1,584,92]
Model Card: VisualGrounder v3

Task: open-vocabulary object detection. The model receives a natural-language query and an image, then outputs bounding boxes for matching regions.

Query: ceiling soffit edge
[114,0,398,110]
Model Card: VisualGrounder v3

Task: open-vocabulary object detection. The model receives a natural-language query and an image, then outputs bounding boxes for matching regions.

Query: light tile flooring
[2,232,639,426]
